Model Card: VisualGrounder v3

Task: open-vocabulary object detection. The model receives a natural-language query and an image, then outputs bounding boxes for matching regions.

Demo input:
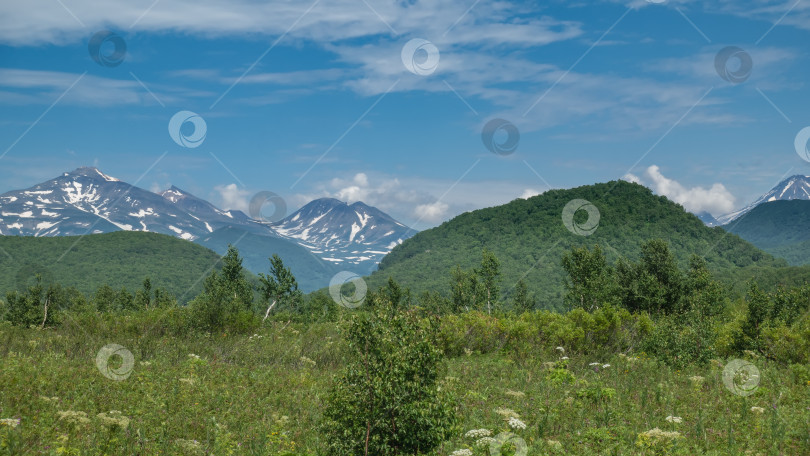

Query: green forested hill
[369,181,788,309]
[722,200,810,265]
[0,231,223,302]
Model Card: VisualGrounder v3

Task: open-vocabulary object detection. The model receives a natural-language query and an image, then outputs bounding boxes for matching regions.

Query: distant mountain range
[0,167,413,290]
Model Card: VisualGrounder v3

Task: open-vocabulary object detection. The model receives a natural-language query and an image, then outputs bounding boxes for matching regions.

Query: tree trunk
[40,296,49,329]
[262,300,277,322]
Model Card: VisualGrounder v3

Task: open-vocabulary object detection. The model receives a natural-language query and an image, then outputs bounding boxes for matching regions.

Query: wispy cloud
[0,68,175,106]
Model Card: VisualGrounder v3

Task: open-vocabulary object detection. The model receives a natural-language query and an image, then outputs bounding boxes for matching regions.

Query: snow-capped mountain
[0,167,269,240]
[274,198,413,272]
[717,175,810,225]
[0,167,413,276]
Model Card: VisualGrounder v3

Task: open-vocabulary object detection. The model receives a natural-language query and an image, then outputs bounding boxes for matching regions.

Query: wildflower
[494,407,519,419]
[464,348,473,356]
[300,356,317,367]
[450,450,473,456]
[589,362,600,366]
[602,364,610,368]
[750,406,765,414]
[465,428,492,439]
[97,411,130,430]
[475,437,496,447]
[0,418,20,428]
[561,356,569,360]
[546,439,563,450]
[665,415,682,424]
[139,361,152,367]
[188,353,201,360]
[555,346,565,353]
[636,428,683,450]
[57,411,91,426]
[505,390,525,398]
[688,375,704,385]
[507,417,527,430]
[175,438,203,454]
[39,396,59,403]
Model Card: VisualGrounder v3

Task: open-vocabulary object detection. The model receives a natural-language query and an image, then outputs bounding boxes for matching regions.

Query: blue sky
[1,0,809,228]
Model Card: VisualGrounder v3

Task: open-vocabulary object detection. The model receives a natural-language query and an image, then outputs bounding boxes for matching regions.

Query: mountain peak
[718,174,810,225]
[274,196,413,270]
[64,166,120,182]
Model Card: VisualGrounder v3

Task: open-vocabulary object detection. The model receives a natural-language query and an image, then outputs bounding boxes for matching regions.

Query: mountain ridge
[0,167,413,287]
[716,174,810,225]
[368,180,786,309]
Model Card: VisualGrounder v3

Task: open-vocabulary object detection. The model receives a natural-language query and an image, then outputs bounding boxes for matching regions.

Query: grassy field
[0,310,807,455]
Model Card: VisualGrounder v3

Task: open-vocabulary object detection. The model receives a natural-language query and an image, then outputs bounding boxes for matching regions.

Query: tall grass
[0,310,807,455]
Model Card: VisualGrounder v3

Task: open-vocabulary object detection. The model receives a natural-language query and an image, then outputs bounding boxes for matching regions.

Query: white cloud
[0,0,582,46]
[214,183,251,212]
[293,171,550,227]
[621,173,641,184]
[630,165,736,215]
[413,201,449,223]
[520,188,542,199]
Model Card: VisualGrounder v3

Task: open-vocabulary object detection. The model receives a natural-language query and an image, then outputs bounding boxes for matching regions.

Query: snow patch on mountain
[717,175,810,225]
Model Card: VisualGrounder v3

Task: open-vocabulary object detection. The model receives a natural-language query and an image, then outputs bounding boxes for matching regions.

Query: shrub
[321,302,457,455]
